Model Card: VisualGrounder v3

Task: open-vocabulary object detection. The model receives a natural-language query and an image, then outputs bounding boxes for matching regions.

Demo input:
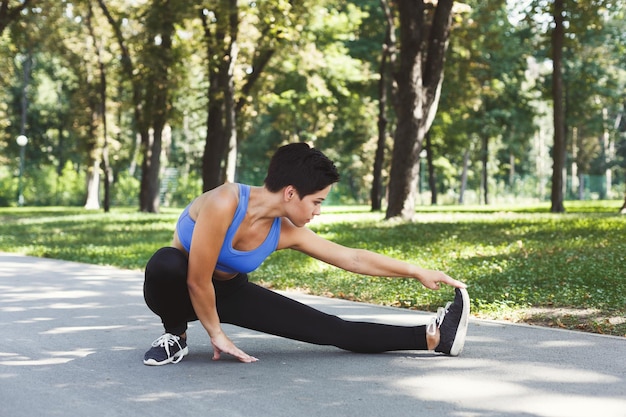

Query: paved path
[1,252,624,417]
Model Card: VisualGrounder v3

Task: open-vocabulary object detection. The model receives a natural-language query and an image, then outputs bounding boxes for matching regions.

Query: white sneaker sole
[449,288,470,356]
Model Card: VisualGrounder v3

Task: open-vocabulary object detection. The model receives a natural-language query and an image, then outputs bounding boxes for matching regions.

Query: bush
[0,166,17,207]
[54,162,86,206]
[111,170,140,206]
[0,162,88,207]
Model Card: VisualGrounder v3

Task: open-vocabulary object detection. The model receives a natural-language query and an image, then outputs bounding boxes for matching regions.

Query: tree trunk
[83,16,100,211]
[86,3,110,212]
[425,131,437,205]
[56,125,65,177]
[481,134,489,205]
[202,87,228,191]
[371,91,387,211]
[371,0,396,211]
[129,133,140,177]
[84,160,101,210]
[570,127,578,198]
[550,0,566,213]
[144,4,179,211]
[20,52,31,141]
[99,49,111,213]
[139,127,162,213]
[139,10,176,212]
[138,130,162,215]
[577,171,584,200]
[602,107,613,199]
[386,0,453,220]
[201,0,239,191]
[83,108,100,210]
[224,29,239,183]
[458,148,470,204]
[200,1,282,190]
[509,152,515,188]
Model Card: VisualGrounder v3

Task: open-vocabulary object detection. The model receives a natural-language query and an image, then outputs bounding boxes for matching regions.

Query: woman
[143,142,469,365]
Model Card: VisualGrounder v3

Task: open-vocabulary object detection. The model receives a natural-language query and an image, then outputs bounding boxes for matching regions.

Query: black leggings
[143,247,427,353]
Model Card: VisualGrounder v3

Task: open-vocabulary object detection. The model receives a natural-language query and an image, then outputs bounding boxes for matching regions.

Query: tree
[4,1,96,206]
[371,0,396,211]
[550,0,566,212]
[519,0,626,211]
[386,0,454,220]
[561,6,626,201]
[428,2,481,206]
[237,0,377,203]
[443,1,535,205]
[199,0,302,191]
[0,0,34,35]
[199,1,238,191]
[84,1,112,211]
[98,0,190,212]
[2,0,623,209]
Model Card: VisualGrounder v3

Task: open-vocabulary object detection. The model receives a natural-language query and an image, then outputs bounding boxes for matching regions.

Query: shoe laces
[151,333,185,363]
[426,302,452,336]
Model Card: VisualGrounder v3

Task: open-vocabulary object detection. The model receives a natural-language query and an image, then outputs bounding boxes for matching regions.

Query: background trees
[435,0,535,206]
[0,0,33,35]
[518,0,625,212]
[1,0,624,213]
[384,0,454,220]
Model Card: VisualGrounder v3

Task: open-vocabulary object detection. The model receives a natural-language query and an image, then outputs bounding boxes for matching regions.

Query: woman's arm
[282,224,466,290]
[187,186,258,362]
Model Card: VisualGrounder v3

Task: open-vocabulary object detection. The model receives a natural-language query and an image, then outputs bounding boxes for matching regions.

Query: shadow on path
[1,253,624,417]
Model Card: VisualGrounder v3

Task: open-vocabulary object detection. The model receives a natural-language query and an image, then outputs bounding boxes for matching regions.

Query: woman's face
[287,185,331,227]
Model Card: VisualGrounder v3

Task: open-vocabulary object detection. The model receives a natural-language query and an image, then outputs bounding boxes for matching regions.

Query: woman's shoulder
[190,183,240,218]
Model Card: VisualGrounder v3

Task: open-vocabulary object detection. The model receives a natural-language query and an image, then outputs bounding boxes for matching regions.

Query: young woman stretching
[143,142,470,365]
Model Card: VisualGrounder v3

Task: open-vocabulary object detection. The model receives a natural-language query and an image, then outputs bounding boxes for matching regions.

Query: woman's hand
[210,330,258,363]
[417,268,467,290]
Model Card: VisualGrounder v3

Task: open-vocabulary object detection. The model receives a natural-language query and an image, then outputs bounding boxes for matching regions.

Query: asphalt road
[1,252,624,417]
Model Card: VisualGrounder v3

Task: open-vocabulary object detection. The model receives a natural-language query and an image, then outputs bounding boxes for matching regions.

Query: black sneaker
[143,333,189,365]
[427,288,470,356]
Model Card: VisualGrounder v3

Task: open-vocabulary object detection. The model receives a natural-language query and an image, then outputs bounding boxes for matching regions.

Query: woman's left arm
[285,226,466,290]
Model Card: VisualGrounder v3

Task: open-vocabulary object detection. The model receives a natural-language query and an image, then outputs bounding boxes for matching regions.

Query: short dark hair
[264,142,340,198]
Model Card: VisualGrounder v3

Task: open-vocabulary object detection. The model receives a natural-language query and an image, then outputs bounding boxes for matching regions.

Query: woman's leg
[214,274,428,353]
[143,247,196,336]
[144,251,427,353]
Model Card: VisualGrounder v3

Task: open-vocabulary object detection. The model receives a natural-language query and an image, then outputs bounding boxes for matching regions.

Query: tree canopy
[1,0,624,212]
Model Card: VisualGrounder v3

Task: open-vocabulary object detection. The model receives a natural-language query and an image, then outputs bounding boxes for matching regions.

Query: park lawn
[0,201,624,337]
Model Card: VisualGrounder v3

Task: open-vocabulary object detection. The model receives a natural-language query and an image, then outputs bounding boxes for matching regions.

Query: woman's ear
[283,185,296,201]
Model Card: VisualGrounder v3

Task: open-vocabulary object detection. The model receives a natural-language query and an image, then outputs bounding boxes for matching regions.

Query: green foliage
[161,169,202,207]
[0,202,623,336]
[53,162,85,206]
[237,0,379,202]
[0,0,624,210]
[111,171,140,207]
[0,165,17,206]
[0,162,87,207]
[435,0,538,195]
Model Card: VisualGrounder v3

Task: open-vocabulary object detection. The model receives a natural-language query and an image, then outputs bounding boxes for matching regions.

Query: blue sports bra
[176,184,281,274]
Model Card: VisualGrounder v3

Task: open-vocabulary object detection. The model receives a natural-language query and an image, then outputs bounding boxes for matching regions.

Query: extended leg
[214,274,428,353]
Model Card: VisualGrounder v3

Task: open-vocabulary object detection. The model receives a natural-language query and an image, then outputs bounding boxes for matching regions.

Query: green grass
[1,201,624,337]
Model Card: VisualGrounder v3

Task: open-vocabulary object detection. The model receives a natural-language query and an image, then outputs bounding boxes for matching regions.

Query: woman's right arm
[186,186,258,363]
